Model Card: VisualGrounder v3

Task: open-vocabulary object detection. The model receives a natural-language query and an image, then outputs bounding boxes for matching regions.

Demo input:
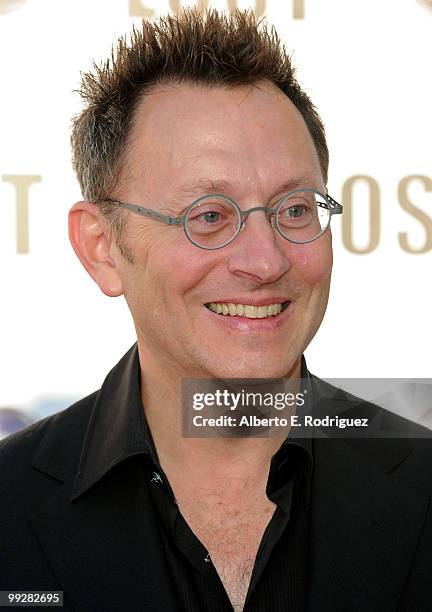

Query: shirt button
[150,471,163,484]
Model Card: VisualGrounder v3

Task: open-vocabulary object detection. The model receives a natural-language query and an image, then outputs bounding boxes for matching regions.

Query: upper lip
[204,297,290,307]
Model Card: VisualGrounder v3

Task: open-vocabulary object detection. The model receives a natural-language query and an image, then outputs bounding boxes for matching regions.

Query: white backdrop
[0,0,431,412]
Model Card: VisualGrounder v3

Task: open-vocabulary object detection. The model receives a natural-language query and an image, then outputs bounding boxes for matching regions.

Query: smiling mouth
[204,301,290,319]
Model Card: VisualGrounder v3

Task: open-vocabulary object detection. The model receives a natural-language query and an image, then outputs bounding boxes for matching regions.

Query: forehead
[123,80,323,199]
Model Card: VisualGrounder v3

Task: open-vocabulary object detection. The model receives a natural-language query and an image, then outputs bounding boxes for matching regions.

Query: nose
[226,209,290,285]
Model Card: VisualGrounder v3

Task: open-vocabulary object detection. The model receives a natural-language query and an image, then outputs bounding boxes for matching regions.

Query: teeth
[257,306,268,319]
[207,302,284,318]
[245,305,258,318]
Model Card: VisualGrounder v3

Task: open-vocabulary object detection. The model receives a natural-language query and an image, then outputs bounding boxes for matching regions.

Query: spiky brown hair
[71,9,328,240]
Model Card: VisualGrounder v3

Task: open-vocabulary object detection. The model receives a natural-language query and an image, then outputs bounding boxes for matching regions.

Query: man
[1,9,431,611]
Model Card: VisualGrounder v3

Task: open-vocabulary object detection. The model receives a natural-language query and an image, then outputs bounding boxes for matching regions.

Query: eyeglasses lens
[276,190,330,243]
[185,196,241,249]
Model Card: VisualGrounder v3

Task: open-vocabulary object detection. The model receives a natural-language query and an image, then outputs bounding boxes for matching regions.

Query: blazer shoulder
[311,374,432,491]
[311,373,432,434]
[0,391,98,486]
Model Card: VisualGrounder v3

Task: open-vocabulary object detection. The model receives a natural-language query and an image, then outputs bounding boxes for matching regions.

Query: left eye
[277,198,314,229]
[199,211,221,223]
[286,205,307,217]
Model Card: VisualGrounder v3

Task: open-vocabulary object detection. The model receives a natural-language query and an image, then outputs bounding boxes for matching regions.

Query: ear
[68,201,124,297]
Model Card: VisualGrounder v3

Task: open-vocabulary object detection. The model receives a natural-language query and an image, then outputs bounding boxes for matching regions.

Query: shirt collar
[71,344,313,503]
[70,345,151,501]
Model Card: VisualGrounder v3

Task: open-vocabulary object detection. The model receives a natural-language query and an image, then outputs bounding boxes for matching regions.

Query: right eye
[192,210,223,224]
[187,199,237,235]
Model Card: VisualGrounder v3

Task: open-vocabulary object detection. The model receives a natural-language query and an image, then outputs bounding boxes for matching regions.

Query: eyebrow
[175,176,319,199]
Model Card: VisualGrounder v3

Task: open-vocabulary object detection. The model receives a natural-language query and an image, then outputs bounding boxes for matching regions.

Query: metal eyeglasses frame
[99,188,343,250]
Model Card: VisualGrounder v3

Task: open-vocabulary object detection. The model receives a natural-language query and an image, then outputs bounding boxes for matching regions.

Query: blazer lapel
[30,458,181,612]
[307,437,429,611]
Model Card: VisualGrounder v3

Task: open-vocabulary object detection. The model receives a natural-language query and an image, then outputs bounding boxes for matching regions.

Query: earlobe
[68,201,124,297]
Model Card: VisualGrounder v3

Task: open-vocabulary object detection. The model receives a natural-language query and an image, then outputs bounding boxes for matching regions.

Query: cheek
[291,240,333,288]
[141,238,218,306]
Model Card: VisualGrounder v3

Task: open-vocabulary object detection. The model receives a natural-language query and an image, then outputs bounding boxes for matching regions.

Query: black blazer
[1,352,431,611]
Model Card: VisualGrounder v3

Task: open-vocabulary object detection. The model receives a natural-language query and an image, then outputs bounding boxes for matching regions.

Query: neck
[138,344,302,479]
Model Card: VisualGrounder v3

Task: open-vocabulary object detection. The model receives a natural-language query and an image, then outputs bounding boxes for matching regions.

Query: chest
[174,486,276,611]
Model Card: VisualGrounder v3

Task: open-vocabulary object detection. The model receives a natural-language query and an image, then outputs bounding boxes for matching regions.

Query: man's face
[114,81,332,379]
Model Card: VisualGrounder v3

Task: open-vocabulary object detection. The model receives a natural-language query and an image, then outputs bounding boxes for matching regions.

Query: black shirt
[71,346,313,611]
[148,439,312,611]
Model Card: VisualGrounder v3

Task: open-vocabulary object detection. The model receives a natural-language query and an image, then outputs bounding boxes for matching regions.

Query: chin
[204,358,299,381]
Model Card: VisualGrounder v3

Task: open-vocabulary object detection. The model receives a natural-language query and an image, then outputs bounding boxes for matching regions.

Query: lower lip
[203,303,292,331]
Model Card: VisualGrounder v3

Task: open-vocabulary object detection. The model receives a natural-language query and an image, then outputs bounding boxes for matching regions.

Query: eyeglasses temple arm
[99,199,182,225]
[323,195,343,214]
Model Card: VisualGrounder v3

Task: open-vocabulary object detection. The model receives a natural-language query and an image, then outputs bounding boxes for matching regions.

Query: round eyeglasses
[101,188,343,250]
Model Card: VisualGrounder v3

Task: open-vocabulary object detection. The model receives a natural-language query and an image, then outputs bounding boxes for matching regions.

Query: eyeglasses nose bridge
[239,206,275,232]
